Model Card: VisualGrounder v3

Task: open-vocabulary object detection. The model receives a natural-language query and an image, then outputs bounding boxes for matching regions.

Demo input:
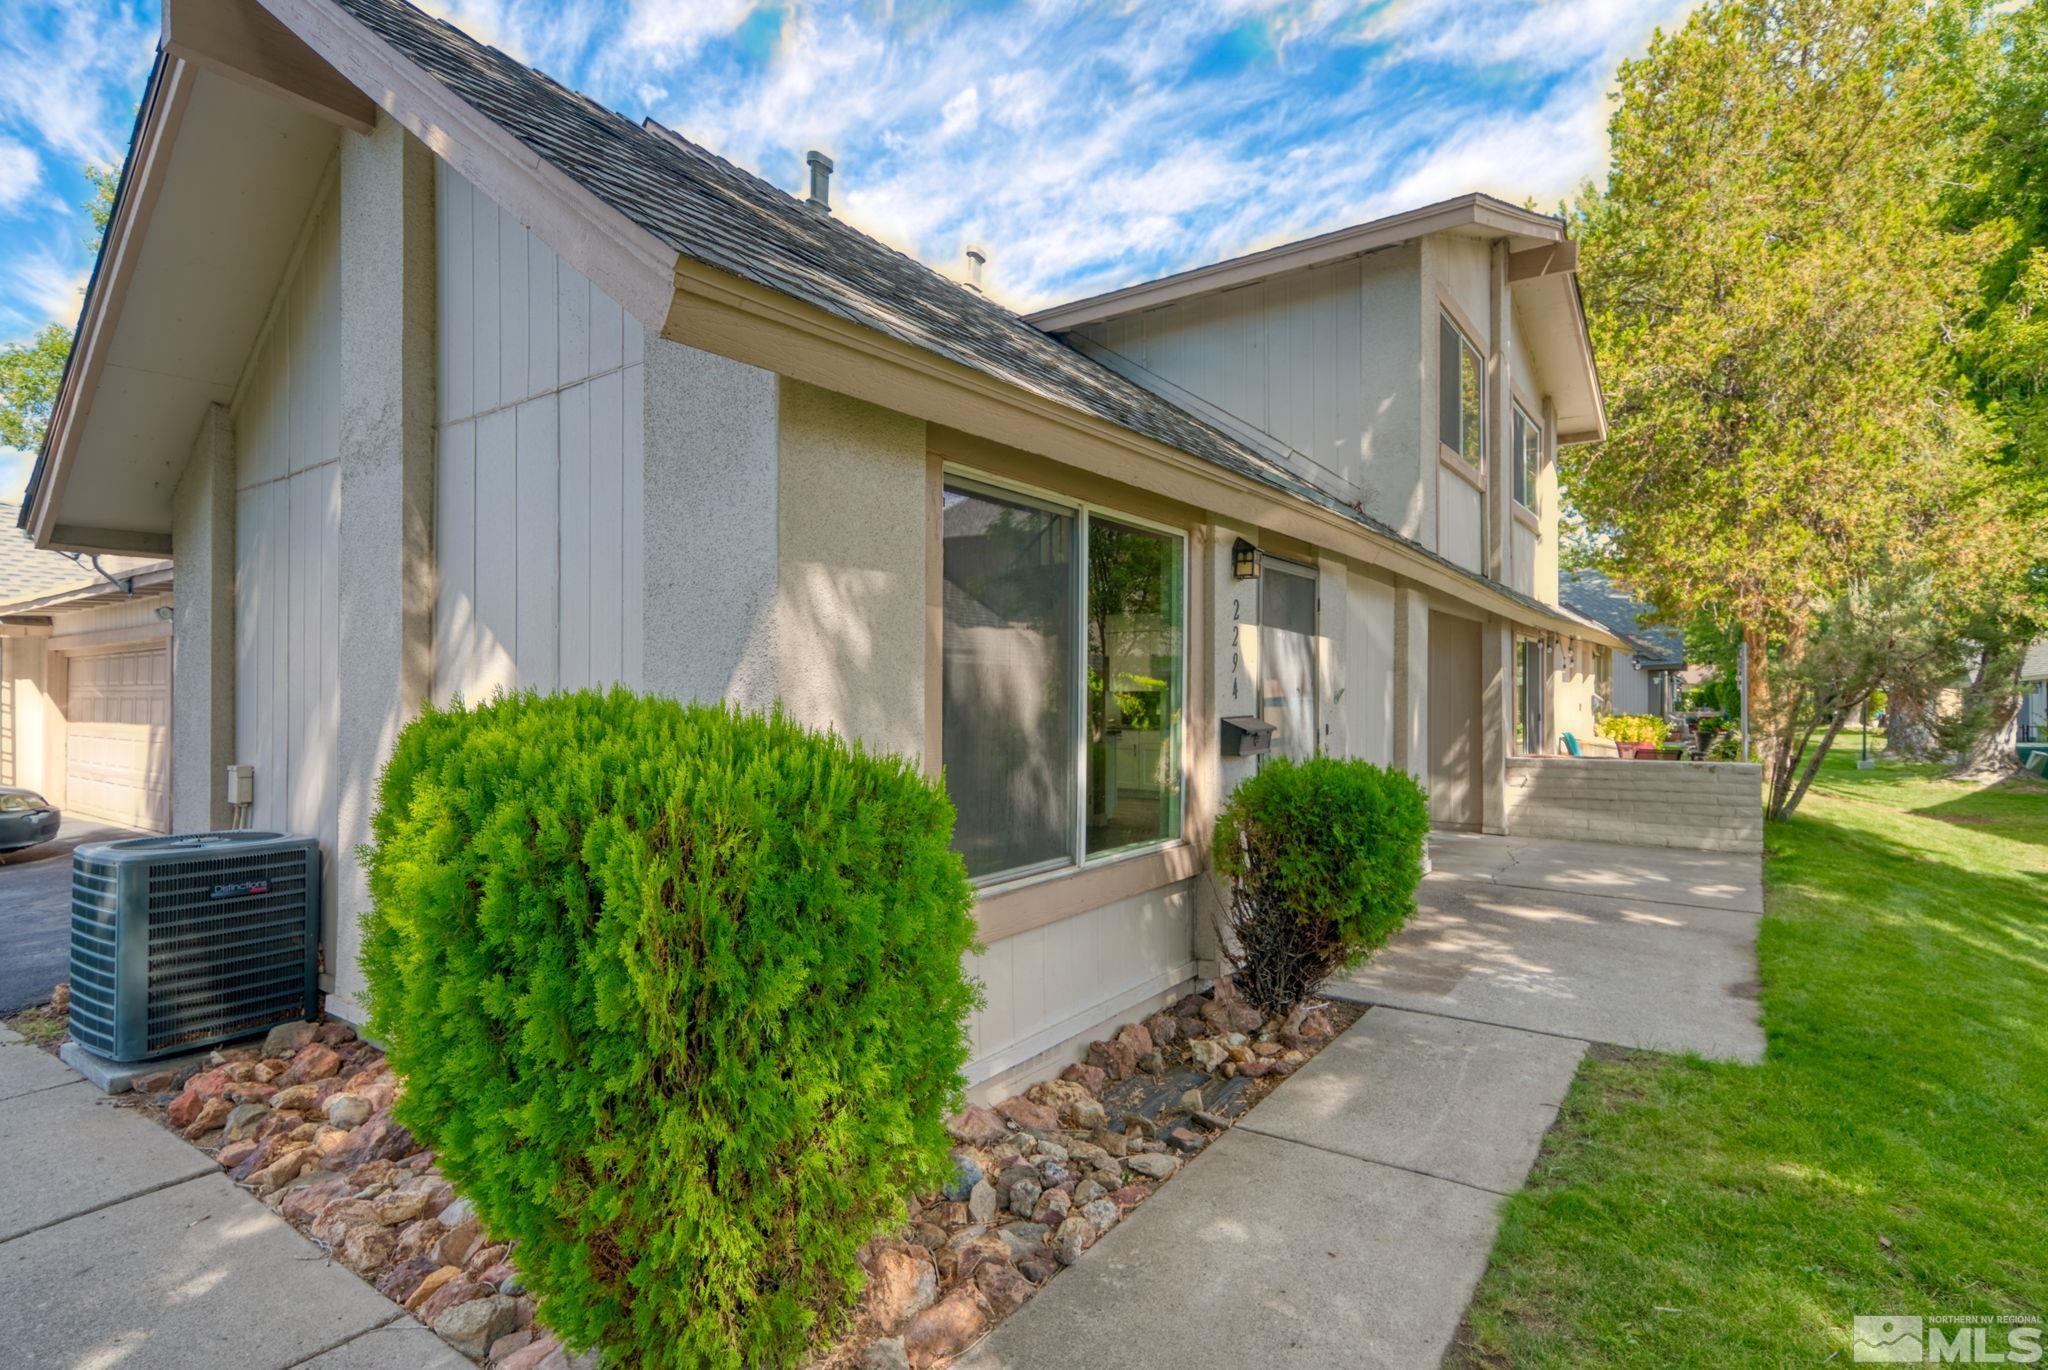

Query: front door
[1262,561,1318,760]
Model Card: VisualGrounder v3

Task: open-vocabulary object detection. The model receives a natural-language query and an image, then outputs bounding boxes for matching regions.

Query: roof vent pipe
[965,246,986,292]
[806,150,833,212]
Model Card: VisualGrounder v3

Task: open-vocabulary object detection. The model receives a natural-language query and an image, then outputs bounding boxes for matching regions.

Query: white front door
[1262,561,1318,761]
[65,644,170,832]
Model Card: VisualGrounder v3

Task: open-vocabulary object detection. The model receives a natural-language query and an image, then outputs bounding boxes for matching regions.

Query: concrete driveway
[1330,831,1766,1061]
[0,816,146,1016]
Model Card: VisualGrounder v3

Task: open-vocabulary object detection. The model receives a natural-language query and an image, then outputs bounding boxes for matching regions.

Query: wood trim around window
[926,430,1213,946]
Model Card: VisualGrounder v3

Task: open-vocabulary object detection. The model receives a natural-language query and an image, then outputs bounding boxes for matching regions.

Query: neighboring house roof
[1560,570,1685,667]
[0,502,100,604]
[2023,637,2048,681]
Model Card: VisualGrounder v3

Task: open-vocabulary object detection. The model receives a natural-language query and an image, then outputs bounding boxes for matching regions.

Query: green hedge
[1212,756,1429,1015]
[360,690,980,1368]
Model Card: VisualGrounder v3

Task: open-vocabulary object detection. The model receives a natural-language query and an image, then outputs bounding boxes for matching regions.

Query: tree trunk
[1885,689,1946,761]
[1781,708,1851,818]
[1948,656,2023,781]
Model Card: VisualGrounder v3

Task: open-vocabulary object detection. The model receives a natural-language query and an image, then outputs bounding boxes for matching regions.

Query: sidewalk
[0,1023,466,1370]
[965,834,1764,1368]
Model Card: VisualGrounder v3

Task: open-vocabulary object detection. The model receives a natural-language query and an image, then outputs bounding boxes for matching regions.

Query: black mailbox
[1221,716,1276,758]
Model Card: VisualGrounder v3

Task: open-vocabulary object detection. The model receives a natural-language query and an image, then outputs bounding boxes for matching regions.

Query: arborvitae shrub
[1211,756,1429,1015]
[360,690,980,1368]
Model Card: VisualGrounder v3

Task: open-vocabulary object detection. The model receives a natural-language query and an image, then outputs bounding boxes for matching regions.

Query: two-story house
[16,0,1621,1097]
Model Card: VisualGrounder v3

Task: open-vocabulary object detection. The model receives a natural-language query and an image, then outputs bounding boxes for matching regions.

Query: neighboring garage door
[66,645,170,832]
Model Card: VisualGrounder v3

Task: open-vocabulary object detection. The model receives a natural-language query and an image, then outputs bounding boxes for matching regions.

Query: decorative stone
[1030,1188,1071,1226]
[221,1103,272,1142]
[966,1179,998,1225]
[1186,1037,1229,1071]
[339,1221,397,1271]
[375,1256,441,1303]
[1060,1062,1108,1094]
[1092,1128,1129,1158]
[278,1043,342,1086]
[214,1139,260,1170]
[1136,1051,1166,1075]
[247,1145,310,1194]
[464,1243,509,1277]
[432,1293,522,1358]
[1115,1023,1153,1056]
[1018,1252,1059,1284]
[269,1083,322,1112]
[437,1215,485,1268]
[414,1273,488,1325]
[975,1259,1034,1319]
[489,1330,536,1364]
[181,1096,234,1139]
[994,1095,1058,1133]
[1080,1198,1120,1235]
[1007,1178,1042,1218]
[858,1338,912,1370]
[1108,1184,1151,1210]
[940,1151,983,1202]
[1086,1037,1138,1081]
[864,1246,938,1335]
[495,1338,565,1370]
[994,1223,1049,1263]
[1074,1179,1106,1205]
[264,1021,321,1056]
[1142,1011,1181,1047]
[903,1286,991,1369]
[1165,1126,1208,1154]
[945,1105,1010,1146]
[1125,1154,1178,1180]
[324,1094,372,1128]
[403,1265,464,1311]
[1054,1215,1091,1266]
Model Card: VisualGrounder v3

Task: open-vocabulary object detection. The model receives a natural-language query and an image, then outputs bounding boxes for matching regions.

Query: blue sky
[0,0,1695,500]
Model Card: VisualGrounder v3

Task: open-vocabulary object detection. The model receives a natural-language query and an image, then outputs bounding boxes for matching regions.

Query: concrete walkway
[966,834,1764,1368]
[0,1024,465,1370]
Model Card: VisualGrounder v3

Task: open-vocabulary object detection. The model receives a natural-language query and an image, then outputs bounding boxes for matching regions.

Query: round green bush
[359,690,980,1368]
[1211,755,1429,1015]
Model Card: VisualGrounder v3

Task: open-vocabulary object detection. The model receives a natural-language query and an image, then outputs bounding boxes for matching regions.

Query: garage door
[66,645,170,832]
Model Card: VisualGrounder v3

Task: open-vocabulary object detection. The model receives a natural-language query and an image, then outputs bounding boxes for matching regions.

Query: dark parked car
[0,788,60,853]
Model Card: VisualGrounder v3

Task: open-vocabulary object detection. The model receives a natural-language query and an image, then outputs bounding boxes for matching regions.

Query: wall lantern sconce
[1232,538,1262,580]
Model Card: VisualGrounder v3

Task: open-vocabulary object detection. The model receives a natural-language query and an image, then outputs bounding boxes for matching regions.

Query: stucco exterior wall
[775,381,927,761]
[1505,756,1763,852]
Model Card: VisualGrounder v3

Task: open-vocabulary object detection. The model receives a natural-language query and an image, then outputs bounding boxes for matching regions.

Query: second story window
[1439,312,1484,467]
[1512,403,1540,509]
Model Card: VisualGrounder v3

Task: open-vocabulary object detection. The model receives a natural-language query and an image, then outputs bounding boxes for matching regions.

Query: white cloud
[619,0,758,69]
[8,250,87,329]
[0,2,154,170]
[0,138,41,214]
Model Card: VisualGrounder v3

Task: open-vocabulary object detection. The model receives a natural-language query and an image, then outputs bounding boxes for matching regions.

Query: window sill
[1512,502,1541,532]
[973,840,1201,943]
[1437,444,1486,492]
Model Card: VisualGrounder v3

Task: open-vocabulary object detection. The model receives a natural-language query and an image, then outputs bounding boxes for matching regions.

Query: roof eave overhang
[0,562,174,618]
[666,253,1608,642]
[1025,194,1567,332]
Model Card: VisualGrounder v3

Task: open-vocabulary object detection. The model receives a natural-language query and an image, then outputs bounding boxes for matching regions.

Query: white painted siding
[233,180,341,895]
[1077,258,1372,504]
[966,881,1197,1084]
[1438,468,1483,572]
[434,164,646,704]
[1510,521,1536,596]
[1344,570,1396,766]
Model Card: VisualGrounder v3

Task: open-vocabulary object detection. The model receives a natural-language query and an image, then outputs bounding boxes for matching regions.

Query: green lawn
[1457,745,2048,1366]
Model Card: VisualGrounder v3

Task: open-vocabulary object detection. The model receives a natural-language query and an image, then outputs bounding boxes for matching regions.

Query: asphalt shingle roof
[328,0,1573,624]
[1559,569,1684,665]
[0,502,95,604]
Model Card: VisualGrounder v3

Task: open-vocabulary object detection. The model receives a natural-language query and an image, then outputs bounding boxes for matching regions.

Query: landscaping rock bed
[827,979,1360,1369]
[27,974,1356,1370]
[117,1018,583,1369]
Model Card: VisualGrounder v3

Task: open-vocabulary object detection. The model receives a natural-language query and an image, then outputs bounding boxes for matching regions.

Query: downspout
[62,553,136,597]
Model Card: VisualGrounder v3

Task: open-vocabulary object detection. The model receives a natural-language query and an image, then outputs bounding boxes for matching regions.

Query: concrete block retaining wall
[1504,756,1764,853]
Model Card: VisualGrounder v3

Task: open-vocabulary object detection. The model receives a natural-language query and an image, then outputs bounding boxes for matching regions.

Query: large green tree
[0,166,118,460]
[1564,0,2023,815]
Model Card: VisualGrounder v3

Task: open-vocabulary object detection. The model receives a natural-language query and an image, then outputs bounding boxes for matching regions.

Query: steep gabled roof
[317,0,1580,625]
[0,503,99,602]
[1560,569,1685,666]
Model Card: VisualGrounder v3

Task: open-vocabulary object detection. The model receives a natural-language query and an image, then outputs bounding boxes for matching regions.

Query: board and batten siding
[434,164,646,705]
[233,176,341,915]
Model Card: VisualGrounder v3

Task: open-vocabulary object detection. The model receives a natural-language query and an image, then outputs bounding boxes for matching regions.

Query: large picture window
[942,477,1186,882]
[1439,312,1484,466]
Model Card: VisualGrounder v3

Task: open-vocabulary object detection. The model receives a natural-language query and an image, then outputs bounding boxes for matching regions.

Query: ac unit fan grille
[143,851,312,1054]
[68,856,121,1056]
